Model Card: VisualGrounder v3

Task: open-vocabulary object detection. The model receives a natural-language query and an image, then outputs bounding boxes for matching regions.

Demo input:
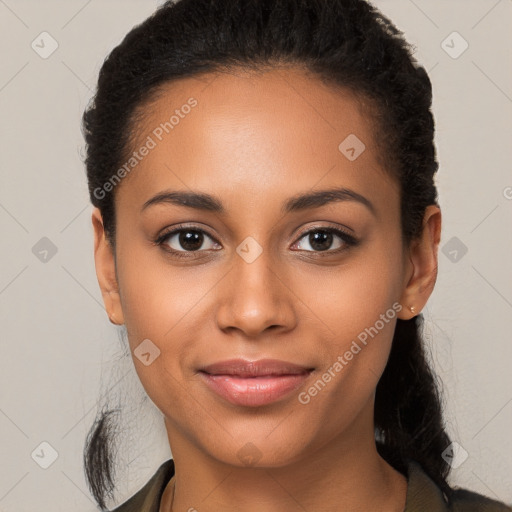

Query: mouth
[198,358,314,407]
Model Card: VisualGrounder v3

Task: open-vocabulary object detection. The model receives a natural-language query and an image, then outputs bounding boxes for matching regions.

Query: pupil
[310,231,332,251]
[180,231,203,251]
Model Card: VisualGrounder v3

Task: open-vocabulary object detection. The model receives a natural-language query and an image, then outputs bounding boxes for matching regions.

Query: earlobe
[91,207,125,325]
[397,205,442,320]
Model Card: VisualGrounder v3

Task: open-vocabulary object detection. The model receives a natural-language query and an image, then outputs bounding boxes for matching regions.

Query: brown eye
[155,225,221,257]
[169,230,205,251]
[292,227,358,253]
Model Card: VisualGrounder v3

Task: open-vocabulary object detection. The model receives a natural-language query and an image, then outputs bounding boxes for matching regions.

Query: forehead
[115,66,397,216]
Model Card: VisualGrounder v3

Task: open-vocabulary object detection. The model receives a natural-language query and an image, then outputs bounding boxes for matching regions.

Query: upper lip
[199,358,314,377]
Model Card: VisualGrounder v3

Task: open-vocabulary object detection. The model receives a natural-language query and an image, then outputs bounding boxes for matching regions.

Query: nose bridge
[235,239,277,296]
[215,238,295,336]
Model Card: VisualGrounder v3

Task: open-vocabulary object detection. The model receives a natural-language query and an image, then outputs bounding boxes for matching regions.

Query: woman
[81,0,512,510]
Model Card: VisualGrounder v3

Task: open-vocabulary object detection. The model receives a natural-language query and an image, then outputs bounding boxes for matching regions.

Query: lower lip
[199,371,312,407]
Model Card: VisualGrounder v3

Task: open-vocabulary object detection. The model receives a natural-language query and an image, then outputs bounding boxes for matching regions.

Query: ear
[91,207,125,325]
[397,205,442,320]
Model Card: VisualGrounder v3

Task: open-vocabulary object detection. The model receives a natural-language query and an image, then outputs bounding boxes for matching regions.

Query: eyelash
[154,223,359,259]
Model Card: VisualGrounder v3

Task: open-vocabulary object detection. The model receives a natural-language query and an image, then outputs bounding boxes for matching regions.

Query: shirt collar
[405,460,450,511]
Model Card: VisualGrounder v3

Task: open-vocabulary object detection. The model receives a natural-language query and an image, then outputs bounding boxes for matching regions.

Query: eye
[291,226,358,253]
[155,225,220,256]
[154,224,358,259]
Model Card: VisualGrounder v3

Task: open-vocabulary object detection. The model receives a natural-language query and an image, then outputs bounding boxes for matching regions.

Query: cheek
[114,249,207,415]
[295,239,402,343]
[115,244,209,342]
[295,242,403,404]
[114,241,225,398]
[297,289,399,433]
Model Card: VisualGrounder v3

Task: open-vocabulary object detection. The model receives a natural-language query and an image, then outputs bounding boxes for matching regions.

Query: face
[93,66,439,468]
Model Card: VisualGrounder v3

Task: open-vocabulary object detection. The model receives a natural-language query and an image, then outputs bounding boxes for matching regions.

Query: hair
[82,0,452,509]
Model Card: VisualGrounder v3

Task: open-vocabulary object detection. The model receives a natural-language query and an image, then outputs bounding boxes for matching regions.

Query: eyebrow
[141,186,376,217]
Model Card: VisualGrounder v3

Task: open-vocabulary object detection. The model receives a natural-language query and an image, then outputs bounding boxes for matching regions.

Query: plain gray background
[1,0,511,510]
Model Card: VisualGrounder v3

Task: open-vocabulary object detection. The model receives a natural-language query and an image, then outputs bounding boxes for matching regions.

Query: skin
[92,66,441,512]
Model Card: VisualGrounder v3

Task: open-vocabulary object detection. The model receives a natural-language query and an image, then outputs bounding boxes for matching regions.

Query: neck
[163,404,407,512]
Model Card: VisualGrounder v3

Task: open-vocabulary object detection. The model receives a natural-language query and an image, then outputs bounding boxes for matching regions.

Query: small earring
[409,305,416,315]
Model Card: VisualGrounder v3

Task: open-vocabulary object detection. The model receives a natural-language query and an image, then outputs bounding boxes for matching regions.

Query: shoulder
[449,487,512,512]
[405,460,512,512]
[110,459,175,512]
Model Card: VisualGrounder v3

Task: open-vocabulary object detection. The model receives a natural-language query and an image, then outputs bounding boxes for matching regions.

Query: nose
[215,246,297,338]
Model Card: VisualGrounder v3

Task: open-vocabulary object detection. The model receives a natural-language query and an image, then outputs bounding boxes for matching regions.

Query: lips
[198,358,314,407]
[199,358,313,377]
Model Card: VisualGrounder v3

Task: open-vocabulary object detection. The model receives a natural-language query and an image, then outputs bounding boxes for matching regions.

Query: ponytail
[375,315,452,497]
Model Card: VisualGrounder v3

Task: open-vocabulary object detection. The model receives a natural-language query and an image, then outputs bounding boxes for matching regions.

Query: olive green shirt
[111,458,512,512]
